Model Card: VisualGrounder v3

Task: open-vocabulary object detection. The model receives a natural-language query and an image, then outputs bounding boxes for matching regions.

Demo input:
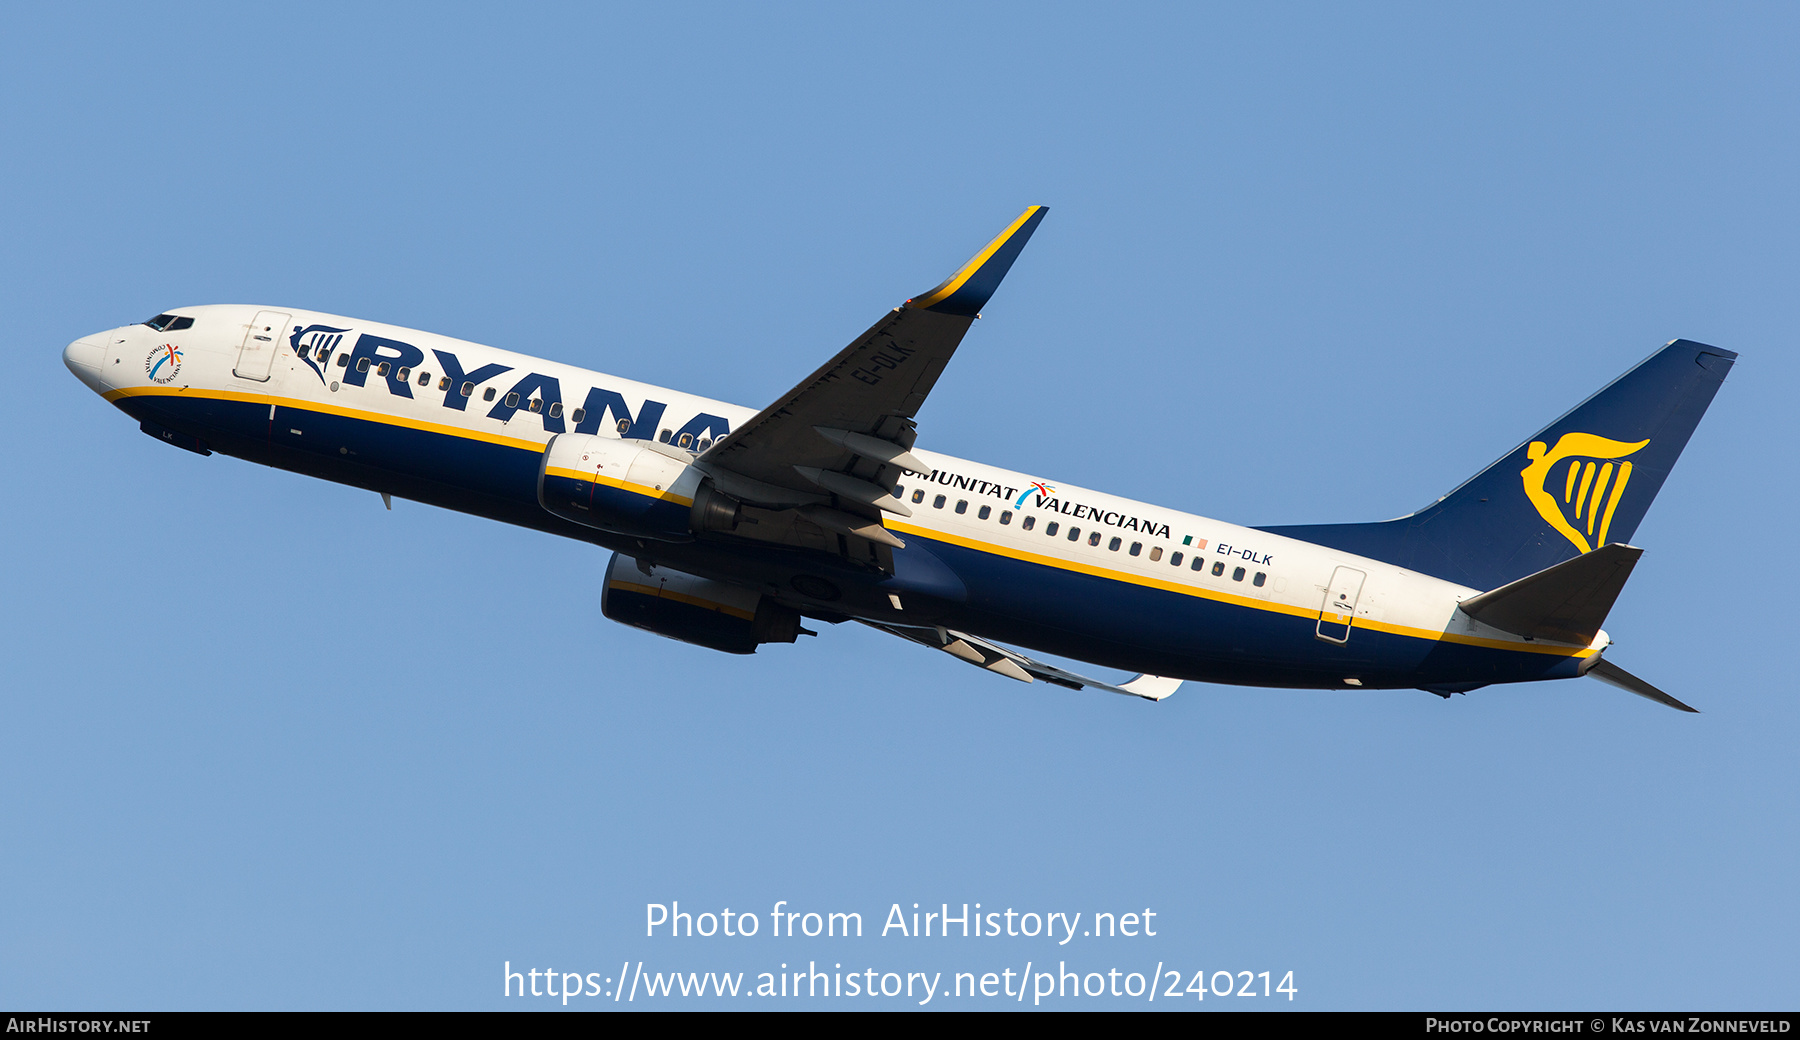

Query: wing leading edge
[698,207,1048,517]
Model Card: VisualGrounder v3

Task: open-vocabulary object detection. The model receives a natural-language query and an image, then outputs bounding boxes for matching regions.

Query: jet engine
[600,553,807,655]
[537,432,712,540]
[537,432,903,571]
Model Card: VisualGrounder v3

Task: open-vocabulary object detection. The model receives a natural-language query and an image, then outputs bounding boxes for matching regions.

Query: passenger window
[483,387,497,402]
[1191,557,1204,571]
[1169,551,1181,566]
[1212,561,1225,576]
[460,381,474,397]
[955,500,967,514]
[1022,515,1035,531]
[1108,536,1122,551]
[549,402,563,418]
[338,355,350,368]
[617,418,631,434]
[418,371,431,386]
[1130,542,1142,556]
[315,345,331,360]
[1232,566,1246,581]
[676,432,691,448]
[933,495,946,509]
[439,377,451,391]
[396,367,410,381]
[999,510,1012,525]
[978,505,991,520]
[1088,531,1102,546]
[1069,527,1082,542]
[504,392,519,407]
[911,490,924,504]
[658,429,671,443]
[529,398,543,413]
[1045,521,1058,537]
[571,408,586,423]
[357,358,371,372]
[1148,546,1161,561]
[698,438,711,450]
[1253,571,1267,587]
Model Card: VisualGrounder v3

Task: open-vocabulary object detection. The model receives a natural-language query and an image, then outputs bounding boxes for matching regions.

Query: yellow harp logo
[1520,433,1650,554]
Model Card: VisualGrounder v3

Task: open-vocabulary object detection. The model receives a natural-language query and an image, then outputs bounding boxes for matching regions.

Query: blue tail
[1258,340,1737,591]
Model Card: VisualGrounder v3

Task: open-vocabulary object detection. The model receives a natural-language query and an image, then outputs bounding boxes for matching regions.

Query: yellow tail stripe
[1587,462,1613,536]
[1598,461,1631,546]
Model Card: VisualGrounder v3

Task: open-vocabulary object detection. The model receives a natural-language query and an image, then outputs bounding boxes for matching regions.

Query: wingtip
[1119,673,1182,701]
[910,206,1049,317]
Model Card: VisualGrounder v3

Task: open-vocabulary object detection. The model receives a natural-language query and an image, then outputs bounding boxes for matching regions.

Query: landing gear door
[234,310,292,382]
[1316,566,1366,644]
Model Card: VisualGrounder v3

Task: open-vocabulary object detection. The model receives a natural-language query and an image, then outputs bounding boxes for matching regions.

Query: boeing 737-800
[61,208,1734,709]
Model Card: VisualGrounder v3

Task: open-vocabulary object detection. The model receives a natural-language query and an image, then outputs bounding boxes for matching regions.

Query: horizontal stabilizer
[1458,543,1642,645]
[1585,658,1698,712]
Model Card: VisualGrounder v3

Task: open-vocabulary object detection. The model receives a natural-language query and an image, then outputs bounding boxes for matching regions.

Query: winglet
[908,206,1048,316]
[1119,674,1182,701]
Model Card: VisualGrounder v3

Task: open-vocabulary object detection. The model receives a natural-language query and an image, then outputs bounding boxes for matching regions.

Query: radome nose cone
[63,334,109,392]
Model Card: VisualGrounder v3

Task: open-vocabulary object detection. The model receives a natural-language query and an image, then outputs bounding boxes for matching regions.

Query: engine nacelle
[601,554,805,655]
[538,432,707,540]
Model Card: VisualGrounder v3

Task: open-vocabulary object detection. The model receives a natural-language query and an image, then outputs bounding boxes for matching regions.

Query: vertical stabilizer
[1259,340,1735,590]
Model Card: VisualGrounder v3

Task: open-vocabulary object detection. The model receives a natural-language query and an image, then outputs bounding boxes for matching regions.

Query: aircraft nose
[63,333,110,392]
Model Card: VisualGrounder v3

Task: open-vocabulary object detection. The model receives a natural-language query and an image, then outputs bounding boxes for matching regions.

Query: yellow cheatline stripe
[886,520,1595,659]
[115,382,701,506]
[544,465,694,506]
[909,206,1044,309]
[104,385,550,453]
[110,386,1589,660]
[608,579,756,620]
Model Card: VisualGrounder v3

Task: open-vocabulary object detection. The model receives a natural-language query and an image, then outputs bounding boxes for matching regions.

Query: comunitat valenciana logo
[144,343,183,385]
[1519,432,1650,554]
[1014,481,1055,509]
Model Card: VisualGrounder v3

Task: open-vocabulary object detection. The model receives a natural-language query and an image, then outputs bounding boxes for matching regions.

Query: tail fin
[1259,339,1736,590]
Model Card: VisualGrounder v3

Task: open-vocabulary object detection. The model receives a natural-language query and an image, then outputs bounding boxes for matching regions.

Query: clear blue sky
[3,2,1795,1010]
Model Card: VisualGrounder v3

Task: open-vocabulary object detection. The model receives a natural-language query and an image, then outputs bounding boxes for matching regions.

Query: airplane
[61,207,1735,710]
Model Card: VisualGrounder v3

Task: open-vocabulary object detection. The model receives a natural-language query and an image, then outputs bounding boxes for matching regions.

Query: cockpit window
[142,314,194,332]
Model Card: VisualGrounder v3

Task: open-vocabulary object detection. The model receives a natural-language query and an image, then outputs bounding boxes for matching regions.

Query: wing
[862,620,1182,702]
[698,206,1048,519]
